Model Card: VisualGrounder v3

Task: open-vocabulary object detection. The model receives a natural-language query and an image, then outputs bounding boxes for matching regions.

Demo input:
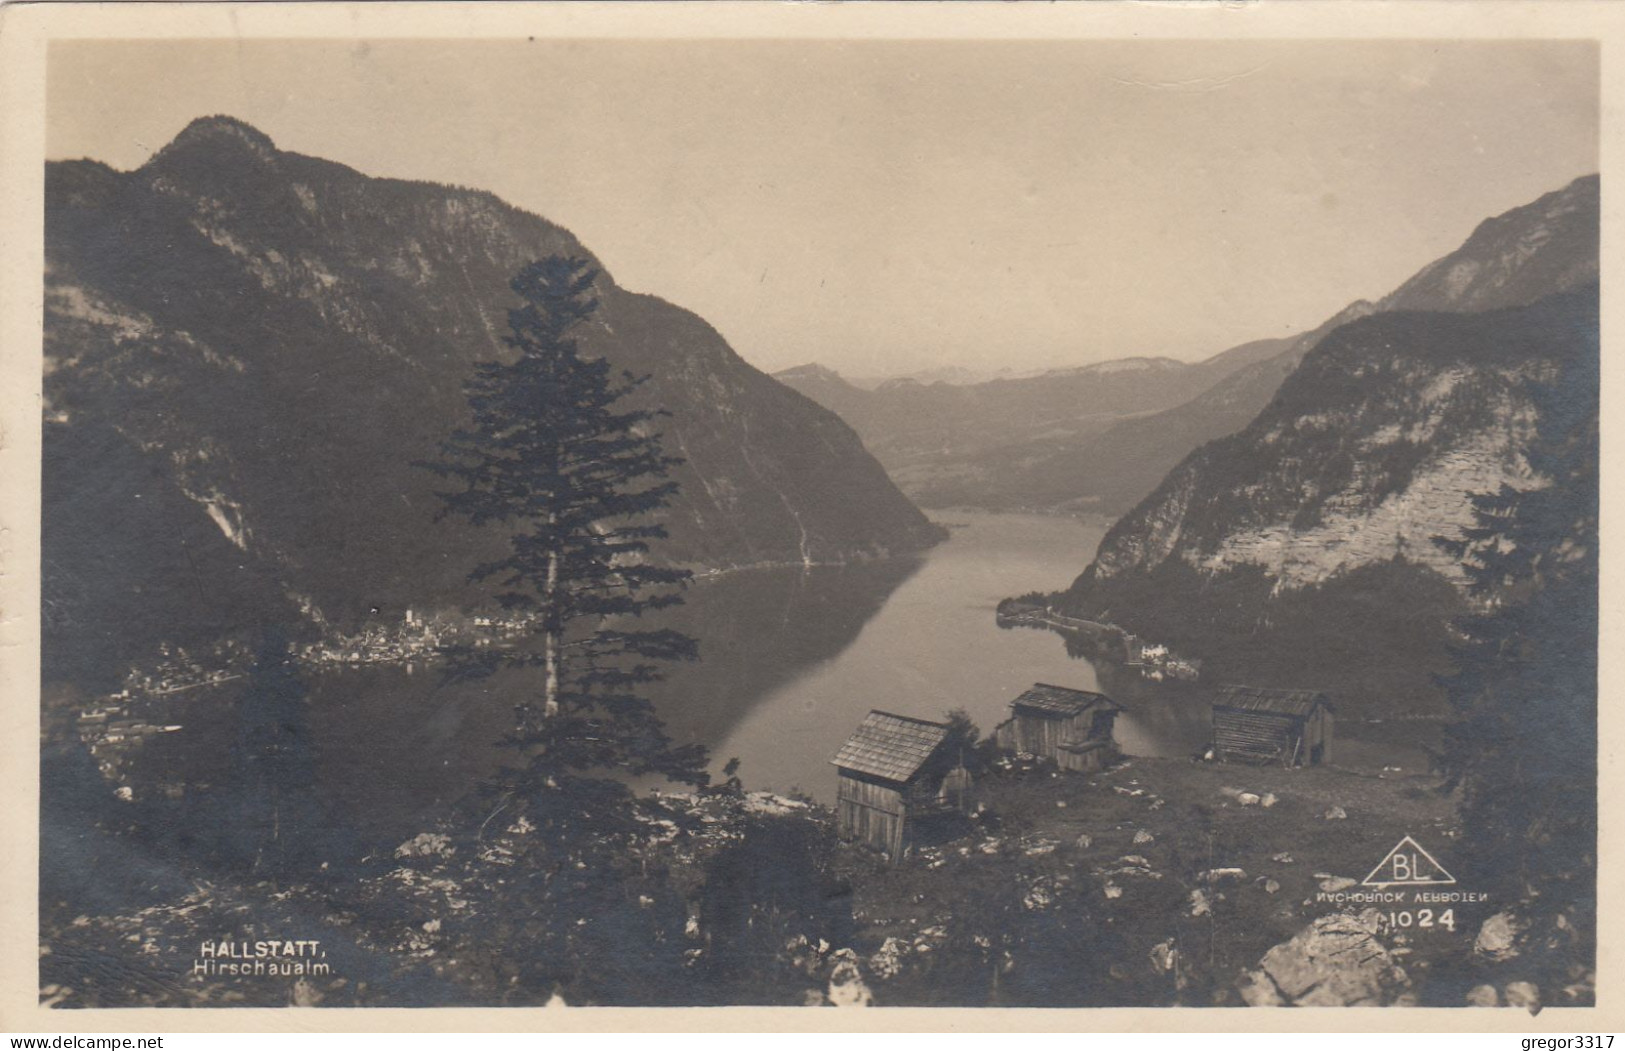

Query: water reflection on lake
[102,511,1434,835]
[304,511,1131,821]
[699,513,1140,800]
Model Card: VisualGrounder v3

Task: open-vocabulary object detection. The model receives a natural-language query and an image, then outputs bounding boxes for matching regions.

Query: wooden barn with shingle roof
[994,683,1124,772]
[831,710,955,856]
[1211,685,1334,766]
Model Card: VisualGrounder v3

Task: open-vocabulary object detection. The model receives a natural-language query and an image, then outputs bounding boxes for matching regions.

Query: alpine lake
[78,512,1435,843]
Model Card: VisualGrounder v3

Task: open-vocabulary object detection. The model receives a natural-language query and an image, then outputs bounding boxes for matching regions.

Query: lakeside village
[68,607,529,794]
[996,599,1201,682]
[75,606,524,728]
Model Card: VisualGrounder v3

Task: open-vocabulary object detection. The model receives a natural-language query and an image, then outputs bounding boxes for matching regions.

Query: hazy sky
[48,39,1596,377]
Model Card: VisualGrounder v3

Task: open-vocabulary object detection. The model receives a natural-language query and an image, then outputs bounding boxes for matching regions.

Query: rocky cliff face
[1073,175,1599,597]
[44,115,942,683]
[1085,290,1597,590]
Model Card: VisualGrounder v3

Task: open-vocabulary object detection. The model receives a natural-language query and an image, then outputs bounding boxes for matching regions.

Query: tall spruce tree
[425,256,706,795]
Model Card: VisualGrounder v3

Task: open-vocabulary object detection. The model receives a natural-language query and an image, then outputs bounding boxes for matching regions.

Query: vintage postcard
[0,0,1619,1033]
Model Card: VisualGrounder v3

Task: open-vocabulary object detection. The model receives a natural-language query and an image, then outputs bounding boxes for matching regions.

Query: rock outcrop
[1238,910,1412,1007]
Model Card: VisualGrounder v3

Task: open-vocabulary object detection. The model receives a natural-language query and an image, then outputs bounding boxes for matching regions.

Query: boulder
[1261,793,1279,808]
[1133,830,1155,845]
[827,951,872,1007]
[1504,981,1540,1012]
[1324,806,1348,820]
[1100,855,1162,881]
[1474,912,1523,961]
[1237,792,1262,807]
[1242,910,1411,1007]
[1318,876,1358,893]
[742,791,809,815]
[395,832,455,859]
[1200,867,1248,885]
[290,977,324,1007]
[1238,969,1285,1006]
[867,937,908,980]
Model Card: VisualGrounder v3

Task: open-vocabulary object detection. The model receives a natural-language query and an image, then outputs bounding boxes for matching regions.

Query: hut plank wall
[836,773,905,857]
[1213,710,1300,763]
[1057,740,1112,774]
[1015,714,1069,758]
[1210,689,1334,767]
[831,709,957,857]
[995,684,1124,774]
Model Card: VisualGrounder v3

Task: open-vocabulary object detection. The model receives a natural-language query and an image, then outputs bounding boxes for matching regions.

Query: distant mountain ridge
[44,115,943,684]
[773,338,1297,509]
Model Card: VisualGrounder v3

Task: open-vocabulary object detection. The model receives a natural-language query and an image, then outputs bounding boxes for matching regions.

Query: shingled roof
[1214,685,1333,718]
[830,710,951,784]
[1009,683,1123,717]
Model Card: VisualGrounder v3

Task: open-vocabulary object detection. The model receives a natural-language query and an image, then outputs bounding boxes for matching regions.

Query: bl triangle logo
[1361,835,1457,887]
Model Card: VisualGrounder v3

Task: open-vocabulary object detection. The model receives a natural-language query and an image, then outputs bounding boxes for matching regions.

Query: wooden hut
[1211,685,1334,766]
[831,710,956,856]
[994,683,1124,773]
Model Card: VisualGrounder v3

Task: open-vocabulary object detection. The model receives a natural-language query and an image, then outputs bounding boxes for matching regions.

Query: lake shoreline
[57,510,1438,827]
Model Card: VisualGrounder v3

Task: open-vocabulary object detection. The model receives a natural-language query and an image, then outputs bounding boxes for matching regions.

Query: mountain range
[782,177,1600,521]
[1054,174,1599,711]
[43,115,943,686]
[774,338,1295,511]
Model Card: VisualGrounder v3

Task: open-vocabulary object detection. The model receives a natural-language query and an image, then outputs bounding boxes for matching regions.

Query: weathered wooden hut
[1211,685,1334,766]
[831,710,955,856]
[994,683,1124,773]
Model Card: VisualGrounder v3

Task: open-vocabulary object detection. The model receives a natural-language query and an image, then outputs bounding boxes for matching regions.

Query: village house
[830,710,965,857]
[1210,685,1334,766]
[994,682,1124,773]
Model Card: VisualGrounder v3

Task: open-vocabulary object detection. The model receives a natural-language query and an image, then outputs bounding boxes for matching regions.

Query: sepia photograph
[1,2,1611,1026]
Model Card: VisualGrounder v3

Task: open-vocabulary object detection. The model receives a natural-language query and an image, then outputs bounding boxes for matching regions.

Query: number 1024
[1384,909,1454,931]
